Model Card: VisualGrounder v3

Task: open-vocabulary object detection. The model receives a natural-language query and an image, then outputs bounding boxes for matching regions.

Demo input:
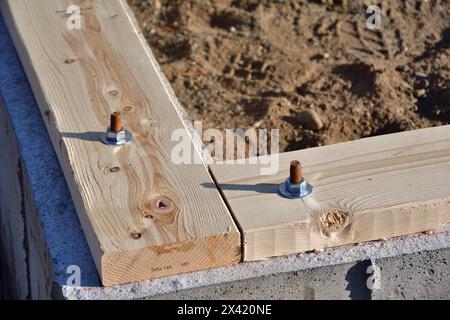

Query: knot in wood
[321,210,350,231]
[140,193,179,226]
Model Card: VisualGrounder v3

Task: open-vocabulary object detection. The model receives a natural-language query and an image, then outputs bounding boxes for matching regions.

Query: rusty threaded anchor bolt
[101,112,133,146]
[289,160,302,184]
[110,112,123,133]
[279,160,314,199]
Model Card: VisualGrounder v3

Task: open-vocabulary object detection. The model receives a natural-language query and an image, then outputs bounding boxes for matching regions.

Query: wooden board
[210,126,450,261]
[1,0,240,286]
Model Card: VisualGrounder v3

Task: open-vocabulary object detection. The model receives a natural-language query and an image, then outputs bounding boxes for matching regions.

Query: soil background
[129,0,450,152]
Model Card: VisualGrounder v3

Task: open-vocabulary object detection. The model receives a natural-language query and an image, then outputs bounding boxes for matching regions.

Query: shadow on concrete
[0,254,3,300]
[345,260,372,300]
[0,240,14,300]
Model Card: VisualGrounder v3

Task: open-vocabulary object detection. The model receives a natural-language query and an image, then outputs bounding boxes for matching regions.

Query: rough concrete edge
[63,228,450,300]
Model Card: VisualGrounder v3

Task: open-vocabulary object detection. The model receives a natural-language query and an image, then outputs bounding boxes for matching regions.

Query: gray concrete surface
[148,249,450,300]
[0,253,5,299]
[148,261,367,300]
[0,11,450,300]
[372,248,450,299]
[58,231,450,299]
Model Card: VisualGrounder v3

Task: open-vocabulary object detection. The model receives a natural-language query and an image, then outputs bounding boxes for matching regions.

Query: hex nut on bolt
[101,112,133,146]
[279,160,314,199]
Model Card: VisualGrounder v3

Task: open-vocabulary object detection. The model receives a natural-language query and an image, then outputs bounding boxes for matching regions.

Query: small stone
[230,26,236,33]
[415,89,427,98]
[239,31,250,37]
[297,109,323,130]
[414,72,428,79]
[418,79,430,89]
[396,65,409,72]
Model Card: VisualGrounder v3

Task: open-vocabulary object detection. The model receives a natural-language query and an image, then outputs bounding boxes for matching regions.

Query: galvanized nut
[101,112,133,146]
[286,177,308,193]
[106,127,127,144]
[279,160,314,199]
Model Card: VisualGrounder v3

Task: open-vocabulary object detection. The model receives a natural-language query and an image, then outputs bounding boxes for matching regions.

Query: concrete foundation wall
[372,249,450,299]
[0,98,54,299]
[147,249,450,300]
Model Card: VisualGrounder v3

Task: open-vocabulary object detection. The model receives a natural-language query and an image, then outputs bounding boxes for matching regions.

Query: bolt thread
[290,160,302,184]
[110,112,123,132]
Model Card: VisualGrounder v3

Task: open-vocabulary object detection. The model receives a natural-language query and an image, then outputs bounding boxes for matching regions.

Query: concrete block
[147,262,360,300]
[371,248,450,300]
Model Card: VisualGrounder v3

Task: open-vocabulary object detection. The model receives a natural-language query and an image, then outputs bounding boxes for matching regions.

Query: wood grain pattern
[210,126,450,261]
[1,0,240,286]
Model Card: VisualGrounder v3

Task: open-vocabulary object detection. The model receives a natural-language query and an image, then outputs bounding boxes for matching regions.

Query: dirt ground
[129,0,450,152]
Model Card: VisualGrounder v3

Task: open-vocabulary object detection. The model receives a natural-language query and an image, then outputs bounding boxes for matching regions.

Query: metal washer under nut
[278,160,314,199]
[101,112,133,146]
[279,177,314,199]
[101,129,133,146]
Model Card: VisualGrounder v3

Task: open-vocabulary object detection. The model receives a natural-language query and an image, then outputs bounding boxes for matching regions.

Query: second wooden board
[210,126,450,261]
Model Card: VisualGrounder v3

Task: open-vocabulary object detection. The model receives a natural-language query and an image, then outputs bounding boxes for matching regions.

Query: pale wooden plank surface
[1,0,240,286]
[211,126,450,261]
